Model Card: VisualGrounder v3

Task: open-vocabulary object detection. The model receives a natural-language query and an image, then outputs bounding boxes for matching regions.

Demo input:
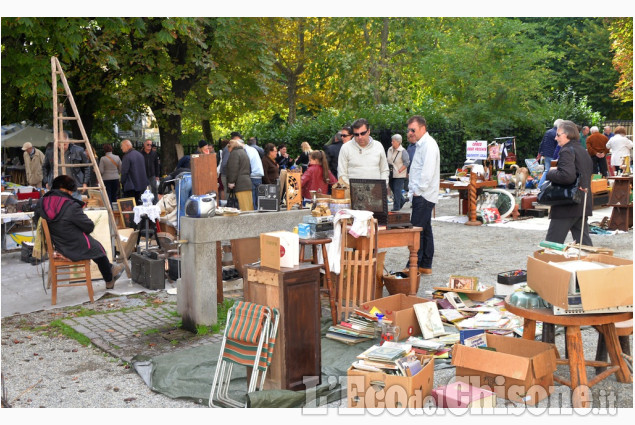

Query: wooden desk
[440,175,498,225]
[347,226,422,296]
[504,296,632,408]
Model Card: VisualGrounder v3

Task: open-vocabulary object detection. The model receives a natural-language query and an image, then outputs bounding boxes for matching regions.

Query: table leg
[216,241,223,304]
[408,247,418,296]
[600,324,632,383]
[522,319,536,340]
[319,243,338,325]
[566,326,591,408]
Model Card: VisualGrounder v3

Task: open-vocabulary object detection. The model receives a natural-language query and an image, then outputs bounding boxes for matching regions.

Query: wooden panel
[190,153,218,196]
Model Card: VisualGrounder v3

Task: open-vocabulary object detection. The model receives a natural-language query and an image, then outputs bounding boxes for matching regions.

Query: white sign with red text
[466,140,488,160]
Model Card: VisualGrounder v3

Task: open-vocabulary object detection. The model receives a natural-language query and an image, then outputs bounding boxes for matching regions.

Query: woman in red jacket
[301,150,336,202]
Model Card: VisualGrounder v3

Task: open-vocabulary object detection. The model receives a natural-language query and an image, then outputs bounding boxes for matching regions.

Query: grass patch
[50,319,91,346]
[196,324,211,336]
[143,328,160,335]
[170,340,179,346]
[167,309,180,318]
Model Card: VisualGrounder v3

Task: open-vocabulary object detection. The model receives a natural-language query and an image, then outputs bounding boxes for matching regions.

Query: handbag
[226,189,239,209]
[537,174,583,206]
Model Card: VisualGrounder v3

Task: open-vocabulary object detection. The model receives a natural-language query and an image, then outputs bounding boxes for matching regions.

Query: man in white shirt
[337,118,390,184]
[407,115,440,275]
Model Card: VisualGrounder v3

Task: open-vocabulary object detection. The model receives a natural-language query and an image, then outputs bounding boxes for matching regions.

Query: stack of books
[352,342,431,376]
[326,309,387,345]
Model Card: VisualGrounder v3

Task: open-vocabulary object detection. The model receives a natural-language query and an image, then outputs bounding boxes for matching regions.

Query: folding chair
[209,301,280,408]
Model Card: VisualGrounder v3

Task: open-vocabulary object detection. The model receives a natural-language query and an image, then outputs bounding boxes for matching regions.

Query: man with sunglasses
[326,125,353,180]
[337,118,389,184]
[406,115,439,275]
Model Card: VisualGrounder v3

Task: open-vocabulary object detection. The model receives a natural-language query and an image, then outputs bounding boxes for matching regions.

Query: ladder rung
[58,163,91,168]
[82,186,103,191]
[58,117,78,121]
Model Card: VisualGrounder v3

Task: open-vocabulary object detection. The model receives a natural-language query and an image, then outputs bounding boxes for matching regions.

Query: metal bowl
[509,290,550,309]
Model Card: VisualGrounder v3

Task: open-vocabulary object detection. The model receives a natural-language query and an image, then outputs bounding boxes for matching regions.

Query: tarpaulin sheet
[131,318,375,408]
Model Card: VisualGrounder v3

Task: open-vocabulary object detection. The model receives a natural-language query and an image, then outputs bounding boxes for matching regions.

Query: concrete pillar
[178,209,308,331]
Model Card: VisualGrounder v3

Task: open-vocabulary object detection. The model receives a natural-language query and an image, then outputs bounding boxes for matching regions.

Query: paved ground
[1,191,632,411]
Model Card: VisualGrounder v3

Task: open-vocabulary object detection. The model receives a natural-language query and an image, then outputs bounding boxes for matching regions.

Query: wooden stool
[299,238,338,324]
[595,319,633,374]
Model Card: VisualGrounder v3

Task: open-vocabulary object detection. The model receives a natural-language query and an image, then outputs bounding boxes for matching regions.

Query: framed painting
[349,179,388,224]
[448,275,478,291]
[117,197,136,229]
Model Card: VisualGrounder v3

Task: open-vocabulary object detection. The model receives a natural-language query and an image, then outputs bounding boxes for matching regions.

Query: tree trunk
[156,113,182,173]
[202,118,213,146]
[287,75,298,124]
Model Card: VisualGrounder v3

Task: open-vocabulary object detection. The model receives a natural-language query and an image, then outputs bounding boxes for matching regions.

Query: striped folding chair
[209,301,279,408]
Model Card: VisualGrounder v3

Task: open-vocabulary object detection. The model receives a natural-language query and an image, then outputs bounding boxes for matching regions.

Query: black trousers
[93,255,113,281]
[591,155,608,177]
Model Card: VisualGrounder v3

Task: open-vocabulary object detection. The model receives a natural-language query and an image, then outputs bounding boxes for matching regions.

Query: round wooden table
[504,296,632,408]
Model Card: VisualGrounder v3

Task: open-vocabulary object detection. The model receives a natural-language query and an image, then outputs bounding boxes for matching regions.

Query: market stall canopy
[1,124,54,148]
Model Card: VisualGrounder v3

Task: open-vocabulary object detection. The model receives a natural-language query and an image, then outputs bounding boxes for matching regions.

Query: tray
[497,269,527,285]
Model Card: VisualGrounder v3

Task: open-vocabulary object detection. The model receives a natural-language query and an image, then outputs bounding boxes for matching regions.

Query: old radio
[257,184,279,212]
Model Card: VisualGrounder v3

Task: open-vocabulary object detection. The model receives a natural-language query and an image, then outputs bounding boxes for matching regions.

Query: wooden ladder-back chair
[41,219,94,305]
[337,217,378,322]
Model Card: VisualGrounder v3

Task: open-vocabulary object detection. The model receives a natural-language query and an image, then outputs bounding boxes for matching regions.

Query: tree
[609,17,633,106]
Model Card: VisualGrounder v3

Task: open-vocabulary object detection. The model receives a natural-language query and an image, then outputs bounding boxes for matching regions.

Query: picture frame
[117,197,136,229]
[349,178,388,224]
[448,275,478,291]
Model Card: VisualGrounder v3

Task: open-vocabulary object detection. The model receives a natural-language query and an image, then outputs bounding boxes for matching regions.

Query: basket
[382,271,421,296]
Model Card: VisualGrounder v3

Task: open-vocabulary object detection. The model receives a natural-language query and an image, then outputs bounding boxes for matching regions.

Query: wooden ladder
[50,56,131,277]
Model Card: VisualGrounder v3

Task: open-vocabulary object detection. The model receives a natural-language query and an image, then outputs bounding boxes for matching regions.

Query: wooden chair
[40,219,94,305]
[337,217,378,322]
[595,319,633,375]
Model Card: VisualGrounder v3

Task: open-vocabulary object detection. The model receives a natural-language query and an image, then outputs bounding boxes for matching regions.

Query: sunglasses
[407,128,417,133]
[353,130,369,137]
[341,133,351,138]
[556,132,565,137]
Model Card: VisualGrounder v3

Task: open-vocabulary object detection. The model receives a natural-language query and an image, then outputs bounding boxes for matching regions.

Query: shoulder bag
[537,146,583,206]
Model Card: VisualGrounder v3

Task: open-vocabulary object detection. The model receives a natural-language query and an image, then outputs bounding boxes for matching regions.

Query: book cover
[413,302,446,339]
[459,329,485,345]
[325,331,370,345]
[439,309,465,323]
[433,381,497,408]
[444,292,466,309]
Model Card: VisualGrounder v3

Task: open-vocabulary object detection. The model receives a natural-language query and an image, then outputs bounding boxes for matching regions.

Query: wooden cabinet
[607,176,633,231]
[243,263,322,391]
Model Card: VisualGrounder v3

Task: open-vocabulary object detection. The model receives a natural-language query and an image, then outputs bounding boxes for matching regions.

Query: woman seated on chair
[33,175,124,289]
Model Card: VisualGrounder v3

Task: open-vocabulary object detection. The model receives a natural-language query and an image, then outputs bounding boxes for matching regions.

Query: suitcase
[131,252,165,290]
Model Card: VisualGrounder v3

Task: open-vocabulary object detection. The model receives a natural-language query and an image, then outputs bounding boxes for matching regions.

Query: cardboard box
[360,294,433,340]
[347,357,434,408]
[452,334,557,405]
[591,178,608,193]
[230,237,260,278]
[527,253,633,310]
[260,231,299,270]
[432,286,495,302]
[432,381,497,408]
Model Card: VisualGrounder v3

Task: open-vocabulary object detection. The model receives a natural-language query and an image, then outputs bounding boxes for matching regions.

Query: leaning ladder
[51,56,131,277]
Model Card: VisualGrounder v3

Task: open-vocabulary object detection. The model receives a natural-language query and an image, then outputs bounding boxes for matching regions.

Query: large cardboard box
[259,231,299,270]
[347,357,434,408]
[452,334,557,406]
[230,237,260,277]
[527,253,633,310]
[360,294,433,340]
[591,178,608,193]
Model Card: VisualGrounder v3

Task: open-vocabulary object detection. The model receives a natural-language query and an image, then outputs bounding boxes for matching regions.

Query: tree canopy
[2,17,632,170]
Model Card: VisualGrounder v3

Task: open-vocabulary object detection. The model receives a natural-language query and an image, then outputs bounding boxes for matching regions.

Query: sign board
[466,140,488,160]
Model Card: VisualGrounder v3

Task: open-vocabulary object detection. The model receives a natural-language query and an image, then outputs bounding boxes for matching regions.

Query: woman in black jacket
[33,175,124,288]
[545,120,594,245]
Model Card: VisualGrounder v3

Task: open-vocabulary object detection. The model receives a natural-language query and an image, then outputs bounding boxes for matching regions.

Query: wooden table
[504,296,632,408]
[606,176,633,231]
[440,174,498,225]
[346,226,422,296]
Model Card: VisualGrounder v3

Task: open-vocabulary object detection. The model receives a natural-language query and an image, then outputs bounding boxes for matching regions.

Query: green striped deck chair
[209,301,279,408]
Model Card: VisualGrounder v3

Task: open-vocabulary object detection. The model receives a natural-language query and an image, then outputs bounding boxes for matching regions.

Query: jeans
[537,156,553,188]
[251,177,262,209]
[409,196,435,269]
[390,178,406,211]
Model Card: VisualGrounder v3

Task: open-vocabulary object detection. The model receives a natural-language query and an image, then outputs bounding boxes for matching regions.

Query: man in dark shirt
[121,139,147,203]
[140,139,160,202]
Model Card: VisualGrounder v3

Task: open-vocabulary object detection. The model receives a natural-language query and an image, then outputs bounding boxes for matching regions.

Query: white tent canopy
[1,124,54,148]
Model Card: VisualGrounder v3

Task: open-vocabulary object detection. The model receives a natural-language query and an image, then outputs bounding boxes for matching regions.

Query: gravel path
[1,192,632,409]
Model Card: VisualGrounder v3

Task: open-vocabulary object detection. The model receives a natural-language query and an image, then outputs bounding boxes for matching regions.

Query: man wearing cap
[387,134,410,211]
[22,142,46,188]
